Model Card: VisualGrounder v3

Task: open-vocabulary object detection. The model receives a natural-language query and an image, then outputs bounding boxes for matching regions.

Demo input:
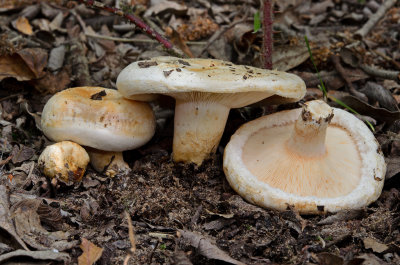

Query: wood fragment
[360,64,400,82]
[354,0,397,39]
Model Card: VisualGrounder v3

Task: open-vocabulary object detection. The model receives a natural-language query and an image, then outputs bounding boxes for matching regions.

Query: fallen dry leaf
[14,16,33,35]
[178,230,245,265]
[317,252,343,265]
[0,48,47,82]
[272,45,309,71]
[363,237,389,253]
[0,249,70,263]
[0,185,29,250]
[78,238,103,265]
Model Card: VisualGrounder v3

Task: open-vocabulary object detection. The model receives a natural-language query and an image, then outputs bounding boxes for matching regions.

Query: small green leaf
[253,11,261,33]
[159,243,167,250]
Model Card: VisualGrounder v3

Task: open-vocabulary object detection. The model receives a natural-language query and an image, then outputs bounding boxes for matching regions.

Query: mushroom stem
[86,148,131,177]
[173,100,230,165]
[286,100,334,157]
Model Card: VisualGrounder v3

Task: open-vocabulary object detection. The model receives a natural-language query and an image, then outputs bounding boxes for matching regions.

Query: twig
[0,92,27,102]
[199,16,250,56]
[373,50,400,70]
[360,64,400,81]
[354,0,397,39]
[123,211,136,265]
[85,32,207,45]
[331,55,368,102]
[78,0,184,57]
[0,154,13,166]
[262,0,273,69]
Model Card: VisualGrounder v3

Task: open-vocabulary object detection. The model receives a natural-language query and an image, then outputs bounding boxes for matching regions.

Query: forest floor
[0,0,399,264]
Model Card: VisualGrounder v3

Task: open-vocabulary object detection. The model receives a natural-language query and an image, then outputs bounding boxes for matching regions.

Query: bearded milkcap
[117,56,306,165]
[41,87,156,177]
[223,100,386,214]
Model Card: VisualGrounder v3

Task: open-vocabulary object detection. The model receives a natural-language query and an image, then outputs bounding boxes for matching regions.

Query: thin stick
[85,32,207,45]
[354,0,397,39]
[78,0,183,56]
[360,64,400,81]
[261,0,273,69]
[123,211,136,265]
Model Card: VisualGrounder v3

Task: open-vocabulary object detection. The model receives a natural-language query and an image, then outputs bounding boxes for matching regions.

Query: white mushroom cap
[117,56,305,102]
[117,57,306,165]
[38,141,89,184]
[41,87,156,152]
[223,100,386,214]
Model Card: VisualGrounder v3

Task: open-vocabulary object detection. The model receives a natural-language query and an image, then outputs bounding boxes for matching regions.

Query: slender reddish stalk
[78,0,173,50]
[262,0,273,70]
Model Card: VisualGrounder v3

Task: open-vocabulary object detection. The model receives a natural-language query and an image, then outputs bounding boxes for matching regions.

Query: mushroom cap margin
[223,107,386,214]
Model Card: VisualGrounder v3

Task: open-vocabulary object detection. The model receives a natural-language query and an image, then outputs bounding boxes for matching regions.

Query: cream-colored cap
[117,57,306,165]
[41,87,156,152]
[116,56,306,106]
[223,100,386,214]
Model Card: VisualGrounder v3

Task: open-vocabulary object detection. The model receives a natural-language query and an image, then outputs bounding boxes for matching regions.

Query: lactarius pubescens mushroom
[38,141,89,184]
[116,56,306,165]
[223,100,386,214]
[41,87,156,177]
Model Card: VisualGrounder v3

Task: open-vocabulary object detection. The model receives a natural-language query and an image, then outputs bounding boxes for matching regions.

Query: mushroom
[38,141,89,184]
[223,100,386,214]
[116,56,306,165]
[41,86,156,177]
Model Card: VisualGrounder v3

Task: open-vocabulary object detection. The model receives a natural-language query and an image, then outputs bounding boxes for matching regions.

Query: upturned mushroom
[223,100,386,214]
[38,141,89,184]
[116,56,306,165]
[41,86,156,177]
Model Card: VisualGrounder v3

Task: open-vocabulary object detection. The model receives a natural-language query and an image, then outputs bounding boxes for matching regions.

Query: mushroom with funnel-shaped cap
[38,141,90,184]
[41,87,156,177]
[116,56,306,165]
[223,100,386,214]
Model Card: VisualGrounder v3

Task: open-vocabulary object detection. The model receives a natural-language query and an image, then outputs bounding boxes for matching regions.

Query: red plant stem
[262,0,273,70]
[78,0,173,50]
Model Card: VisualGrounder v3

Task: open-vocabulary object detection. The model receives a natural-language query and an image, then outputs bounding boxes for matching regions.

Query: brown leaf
[14,17,33,35]
[328,91,400,125]
[272,45,309,71]
[11,145,35,164]
[353,253,389,265]
[0,54,36,81]
[173,250,193,265]
[17,48,48,78]
[318,209,365,225]
[11,199,72,250]
[0,249,70,263]
[385,156,400,180]
[78,238,103,265]
[145,0,187,16]
[363,237,389,253]
[317,252,343,265]
[167,27,194,58]
[178,230,245,265]
[32,68,70,94]
[0,185,29,250]
[360,82,399,112]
